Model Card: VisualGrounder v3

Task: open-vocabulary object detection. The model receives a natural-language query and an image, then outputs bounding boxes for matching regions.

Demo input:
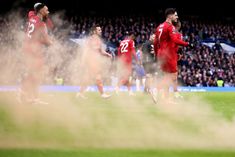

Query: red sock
[96,79,104,94]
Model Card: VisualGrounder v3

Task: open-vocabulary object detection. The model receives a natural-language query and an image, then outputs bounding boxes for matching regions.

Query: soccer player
[142,33,156,93]
[76,25,112,99]
[28,3,54,33]
[19,3,53,104]
[135,44,145,91]
[154,8,189,103]
[172,20,184,98]
[116,31,138,95]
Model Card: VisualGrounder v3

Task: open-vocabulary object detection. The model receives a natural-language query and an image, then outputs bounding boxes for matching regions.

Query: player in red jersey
[19,3,53,104]
[28,3,54,32]
[76,25,112,99]
[153,8,188,103]
[116,31,138,95]
[172,20,184,98]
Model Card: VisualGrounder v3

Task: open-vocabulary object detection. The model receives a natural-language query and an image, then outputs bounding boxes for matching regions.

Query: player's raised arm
[169,26,188,46]
[39,25,53,45]
[35,3,53,46]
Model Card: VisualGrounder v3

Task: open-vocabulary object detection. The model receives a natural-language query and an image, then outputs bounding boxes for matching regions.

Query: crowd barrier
[0,86,235,92]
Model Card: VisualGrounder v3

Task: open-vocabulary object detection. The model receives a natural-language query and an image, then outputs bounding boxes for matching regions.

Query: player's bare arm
[169,26,188,46]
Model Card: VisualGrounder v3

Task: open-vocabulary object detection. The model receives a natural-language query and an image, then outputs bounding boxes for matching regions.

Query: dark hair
[165,8,176,18]
[89,24,101,35]
[34,3,45,13]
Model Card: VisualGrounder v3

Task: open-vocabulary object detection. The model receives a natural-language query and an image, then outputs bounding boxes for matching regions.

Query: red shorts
[161,60,177,73]
[158,55,177,73]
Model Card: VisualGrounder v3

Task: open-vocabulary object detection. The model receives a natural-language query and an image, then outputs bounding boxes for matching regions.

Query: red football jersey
[171,32,183,62]
[23,11,52,58]
[154,21,188,73]
[154,21,188,59]
[25,11,49,46]
[118,38,137,64]
[173,32,183,53]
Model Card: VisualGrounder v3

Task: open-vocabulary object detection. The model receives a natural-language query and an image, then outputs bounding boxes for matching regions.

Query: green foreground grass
[201,92,235,120]
[1,148,235,157]
[0,92,235,156]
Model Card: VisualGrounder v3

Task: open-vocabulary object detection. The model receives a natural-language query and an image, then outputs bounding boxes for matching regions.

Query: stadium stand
[0,14,234,87]
[68,16,235,87]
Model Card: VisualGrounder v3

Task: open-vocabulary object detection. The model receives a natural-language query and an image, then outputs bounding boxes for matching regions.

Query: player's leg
[115,61,127,94]
[148,63,161,104]
[117,71,134,96]
[19,70,45,104]
[173,72,178,92]
[154,62,174,104]
[157,62,168,97]
[158,71,181,105]
[96,74,111,98]
[143,62,152,93]
[136,77,141,91]
[167,62,183,99]
[76,85,88,99]
[31,59,50,105]
[172,72,183,99]
[144,73,152,93]
[119,77,134,95]
[19,57,40,104]
[135,64,145,92]
[161,72,170,97]
[19,72,34,103]
[76,71,89,99]
[127,76,134,95]
[161,59,180,101]
[96,74,104,94]
[116,74,126,94]
[126,64,135,95]
[91,57,111,98]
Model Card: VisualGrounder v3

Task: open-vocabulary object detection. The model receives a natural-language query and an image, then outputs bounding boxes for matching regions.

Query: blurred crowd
[68,16,235,46]
[68,16,157,49]
[178,20,235,87]
[67,16,235,87]
[0,15,234,87]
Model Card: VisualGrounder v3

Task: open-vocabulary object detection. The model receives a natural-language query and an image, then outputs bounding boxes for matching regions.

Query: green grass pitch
[0,92,235,157]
